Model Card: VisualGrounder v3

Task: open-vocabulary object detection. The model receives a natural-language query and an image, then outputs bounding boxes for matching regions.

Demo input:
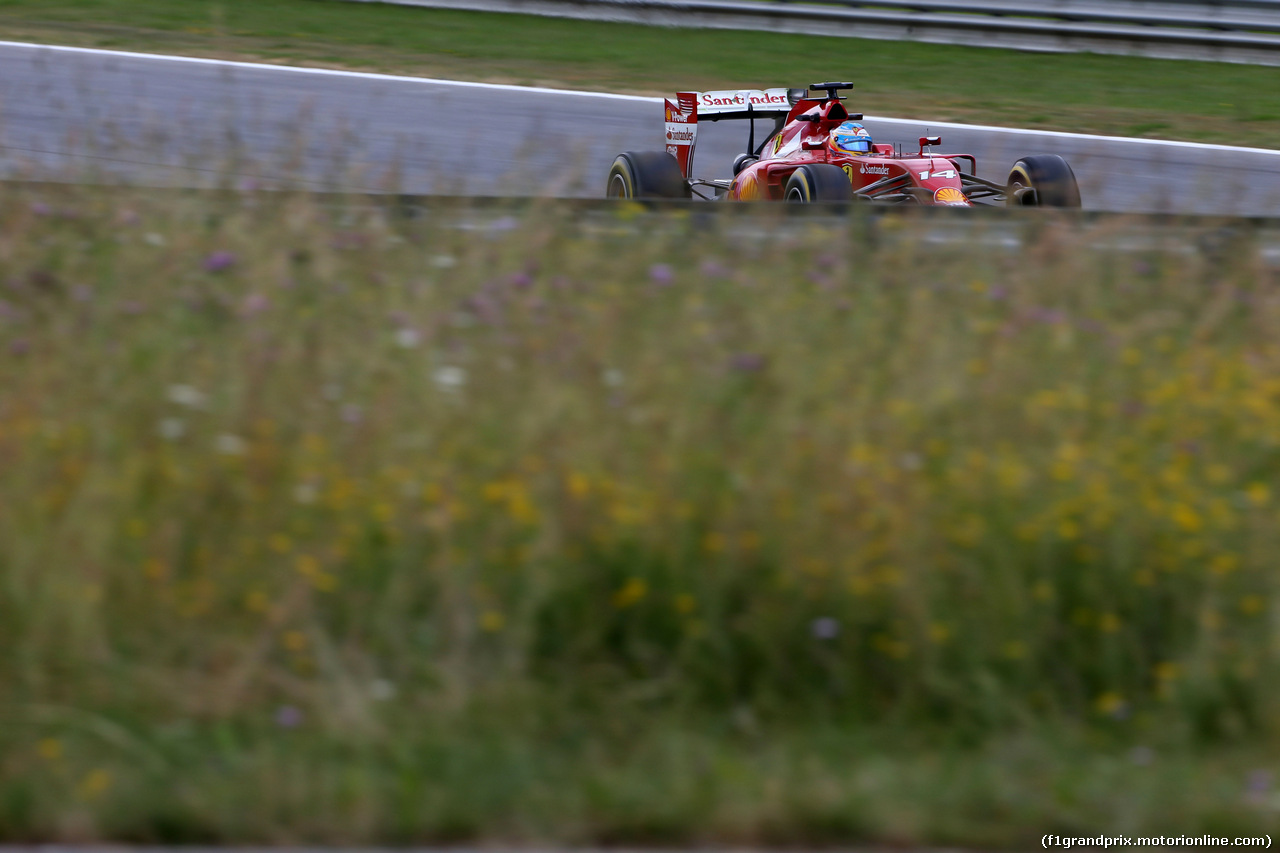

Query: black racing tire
[606,151,691,200]
[1006,154,1081,208]
[783,164,853,203]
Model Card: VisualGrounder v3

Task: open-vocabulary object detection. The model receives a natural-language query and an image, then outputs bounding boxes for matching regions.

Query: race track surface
[2,41,1280,215]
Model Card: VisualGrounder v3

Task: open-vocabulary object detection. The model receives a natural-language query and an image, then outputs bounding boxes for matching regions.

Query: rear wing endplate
[665,88,793,179]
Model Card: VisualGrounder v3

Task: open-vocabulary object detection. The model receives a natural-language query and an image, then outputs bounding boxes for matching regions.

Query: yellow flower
[78,769,111,800]
[1154,662,1180,682]
[928,623,951,644]
[1247,483,1271,506]
[1094,692,1125,716]
[269,533,292,554]
[480,610,505,632]
[674,593,696,615]
[144,558,168,581]
[295,554,320,578]
[283,630,307,652]
[1170,503,1202,533]
[567,472,590,499]
[612,578,648,608]
[1209,554,1239,576]
[1098,612,1121,633]
[37,738,62,760]
[1240,595,1265,616]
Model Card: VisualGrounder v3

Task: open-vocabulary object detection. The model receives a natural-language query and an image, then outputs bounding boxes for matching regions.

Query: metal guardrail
[343,0,1280,64]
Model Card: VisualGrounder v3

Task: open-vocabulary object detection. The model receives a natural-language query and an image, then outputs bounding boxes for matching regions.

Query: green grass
[1,0,1280,146]
[3,183,1280,843]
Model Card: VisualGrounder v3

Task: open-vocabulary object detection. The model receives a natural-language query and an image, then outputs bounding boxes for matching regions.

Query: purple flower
[649,264,674,286]
[1133,260,1153,276]
[1129,746,1154,766]
[275,705,303,728]
[330,231,368,251]
[811,617,840,640]
[508,271,533,290]
[1248,770,1272,794]
[729,353,767,373]
[487,216,519,234]
[1027,307,1066,325]
[9,338,29,357]
[699,259,730,279]
[341,404,363,425]
[203,251,237,273]
[29,202,51,217]
[240,293,270,316]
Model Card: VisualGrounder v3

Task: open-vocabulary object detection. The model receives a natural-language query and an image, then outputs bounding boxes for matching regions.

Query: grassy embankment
[1,0,1280,147]
[2,184,1280,844]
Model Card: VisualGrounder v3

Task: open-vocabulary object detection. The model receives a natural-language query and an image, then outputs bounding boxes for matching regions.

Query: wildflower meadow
[2,184,1279,845]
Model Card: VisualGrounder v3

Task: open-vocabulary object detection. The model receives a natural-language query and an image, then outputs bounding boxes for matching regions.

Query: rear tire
[1006,154,1081,208]
[606,152,690,199]
[784,164,853,202]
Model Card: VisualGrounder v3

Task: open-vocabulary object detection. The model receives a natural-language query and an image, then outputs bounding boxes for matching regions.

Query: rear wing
[665,88,793,179]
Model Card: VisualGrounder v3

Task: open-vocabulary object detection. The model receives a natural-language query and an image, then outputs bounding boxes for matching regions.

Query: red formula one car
[607,82,1081,207]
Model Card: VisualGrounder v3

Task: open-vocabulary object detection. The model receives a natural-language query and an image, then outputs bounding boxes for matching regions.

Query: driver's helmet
[828,121,873,155]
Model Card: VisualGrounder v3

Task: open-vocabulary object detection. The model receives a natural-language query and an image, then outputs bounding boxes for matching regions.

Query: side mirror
[787,88,808,106]
[918,135,942,156]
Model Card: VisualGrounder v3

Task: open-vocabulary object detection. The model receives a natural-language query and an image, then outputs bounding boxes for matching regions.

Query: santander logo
[699,90,788,109]
[666,125,695,143]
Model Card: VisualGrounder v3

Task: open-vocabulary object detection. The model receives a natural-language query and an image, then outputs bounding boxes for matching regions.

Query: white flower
[430,254,457,268]
[167,384,206,408]
[603,368,624,387]
[433,366,467,390]
[395,327,421,349]
[157,418,185,440]
[144,232,166,247]
[215,434,247,456]
[293,483,318,505]
[370,679,397,701]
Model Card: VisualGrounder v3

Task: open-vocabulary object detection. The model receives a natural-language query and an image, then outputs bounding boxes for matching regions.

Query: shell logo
[933,186,970,206]
[665,107,672,122]
[735,174,763,201]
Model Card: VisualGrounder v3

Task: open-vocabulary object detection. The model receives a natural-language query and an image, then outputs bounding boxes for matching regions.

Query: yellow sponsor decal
[933,186,969,206]
[842,164,855,182]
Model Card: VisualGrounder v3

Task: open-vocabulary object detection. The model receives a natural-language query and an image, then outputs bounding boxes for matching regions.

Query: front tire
[606,151,690,199]
[1007,155,1081,208]
[784,164,853,202]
